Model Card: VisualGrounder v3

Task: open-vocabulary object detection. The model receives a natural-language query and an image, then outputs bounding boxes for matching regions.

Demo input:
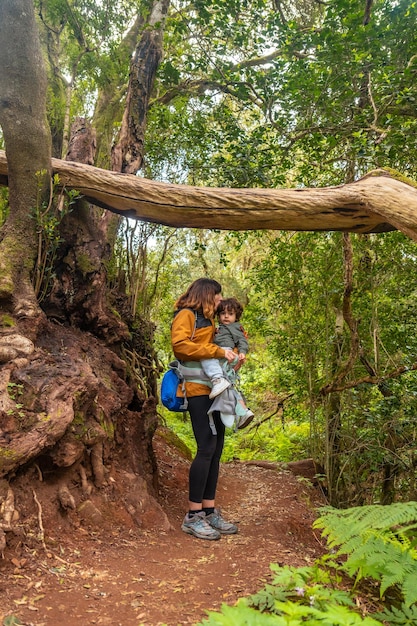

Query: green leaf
[3,617,24,626]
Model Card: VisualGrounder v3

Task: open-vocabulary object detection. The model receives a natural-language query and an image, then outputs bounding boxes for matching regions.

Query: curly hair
[217,297,244,321]
[174,278,222,320]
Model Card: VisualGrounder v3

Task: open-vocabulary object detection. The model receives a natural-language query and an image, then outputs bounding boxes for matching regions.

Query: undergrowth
[163,409,310,463]
[197,501,417,626]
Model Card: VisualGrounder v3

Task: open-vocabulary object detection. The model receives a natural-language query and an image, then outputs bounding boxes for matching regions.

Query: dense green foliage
[145,0,417,186]
[161,407,311,463]
[197,502,417,625]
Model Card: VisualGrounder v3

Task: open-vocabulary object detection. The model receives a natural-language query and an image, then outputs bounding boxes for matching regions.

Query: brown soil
[0,431,326,626]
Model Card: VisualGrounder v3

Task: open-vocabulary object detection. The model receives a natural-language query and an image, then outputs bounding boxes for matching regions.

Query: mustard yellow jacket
[171,308,226,397]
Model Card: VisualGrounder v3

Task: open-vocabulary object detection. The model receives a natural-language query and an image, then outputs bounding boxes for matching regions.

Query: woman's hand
[223,348,236,363]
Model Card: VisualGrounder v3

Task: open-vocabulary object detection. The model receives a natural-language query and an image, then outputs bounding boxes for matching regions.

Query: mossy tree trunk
[111,0,170,174]
[0,0,51,319]
[0,0,165,533]
[44,117,130,344]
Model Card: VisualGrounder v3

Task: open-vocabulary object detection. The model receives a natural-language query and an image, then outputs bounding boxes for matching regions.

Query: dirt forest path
[0,432,326,626]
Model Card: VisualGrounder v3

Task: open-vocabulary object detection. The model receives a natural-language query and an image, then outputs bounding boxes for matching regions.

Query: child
[201,297,254,429]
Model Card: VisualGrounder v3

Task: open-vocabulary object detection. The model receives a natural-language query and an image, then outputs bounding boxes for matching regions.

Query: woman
[171,278,238,540]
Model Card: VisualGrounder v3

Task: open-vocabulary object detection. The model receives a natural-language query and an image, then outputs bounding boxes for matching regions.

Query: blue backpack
[160,360,188,412]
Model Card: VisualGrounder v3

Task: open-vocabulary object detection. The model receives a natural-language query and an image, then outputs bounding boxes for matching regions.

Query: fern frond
[203,602,289,625]
[314,502,417,547]
[374,603,417,625]
[314,502,417,606]
[274,600,383,625]
[400,573,417,607]
[308,603,383,625]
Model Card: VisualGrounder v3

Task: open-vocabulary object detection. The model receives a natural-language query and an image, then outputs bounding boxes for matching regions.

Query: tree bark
[44,118,129,343]
[92,13,145,168]
[0,0,51,316]
[112,0,170,174]
[1,153,416,240]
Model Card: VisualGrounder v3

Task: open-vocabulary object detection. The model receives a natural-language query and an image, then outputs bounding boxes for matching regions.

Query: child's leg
[234,390,249,417]
[200,358,224,380]
[233,389,254,428]
[200,355,231,399]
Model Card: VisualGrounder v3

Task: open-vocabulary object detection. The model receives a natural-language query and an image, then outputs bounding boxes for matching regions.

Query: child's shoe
[237,409,254,429]
[209,377,231,399]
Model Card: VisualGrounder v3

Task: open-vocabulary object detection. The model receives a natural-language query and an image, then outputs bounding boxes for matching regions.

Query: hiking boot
[237,409,254,430]
[205,508,238,535]
[181,512,221,540]
[209,377,231,399]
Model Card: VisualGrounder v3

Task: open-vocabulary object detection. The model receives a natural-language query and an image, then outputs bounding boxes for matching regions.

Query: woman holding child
[171,278,245,540]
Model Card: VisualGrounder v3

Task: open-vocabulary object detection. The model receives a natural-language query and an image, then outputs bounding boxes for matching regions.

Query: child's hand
[238,353,246,363]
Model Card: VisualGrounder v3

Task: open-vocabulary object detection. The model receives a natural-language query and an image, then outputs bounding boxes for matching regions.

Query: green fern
[314,502,417,606]
[201,601,289,625]
[246,564,383,624]
[202,595,383,625]
[249,583,290,612]
[374,603,417,625]
[275,601,383,625]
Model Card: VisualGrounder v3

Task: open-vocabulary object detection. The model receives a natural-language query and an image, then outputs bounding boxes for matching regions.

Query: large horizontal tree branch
[1,150,417,240]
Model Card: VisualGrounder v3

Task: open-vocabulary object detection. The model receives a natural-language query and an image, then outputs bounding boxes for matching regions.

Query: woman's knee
[196,440,217,460]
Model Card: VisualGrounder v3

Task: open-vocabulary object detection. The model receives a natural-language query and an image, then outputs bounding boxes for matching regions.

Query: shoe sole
[181,525,221,540]
[238,415,254,429]
[215,527,238,535]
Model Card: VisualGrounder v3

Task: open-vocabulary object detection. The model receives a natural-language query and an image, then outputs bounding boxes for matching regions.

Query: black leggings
[187,395,225,504]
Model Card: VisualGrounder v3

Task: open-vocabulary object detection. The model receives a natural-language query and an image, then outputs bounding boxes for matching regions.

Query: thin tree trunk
[112,0,171,174]
[325,234,359,505]
[325,304,345,506]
